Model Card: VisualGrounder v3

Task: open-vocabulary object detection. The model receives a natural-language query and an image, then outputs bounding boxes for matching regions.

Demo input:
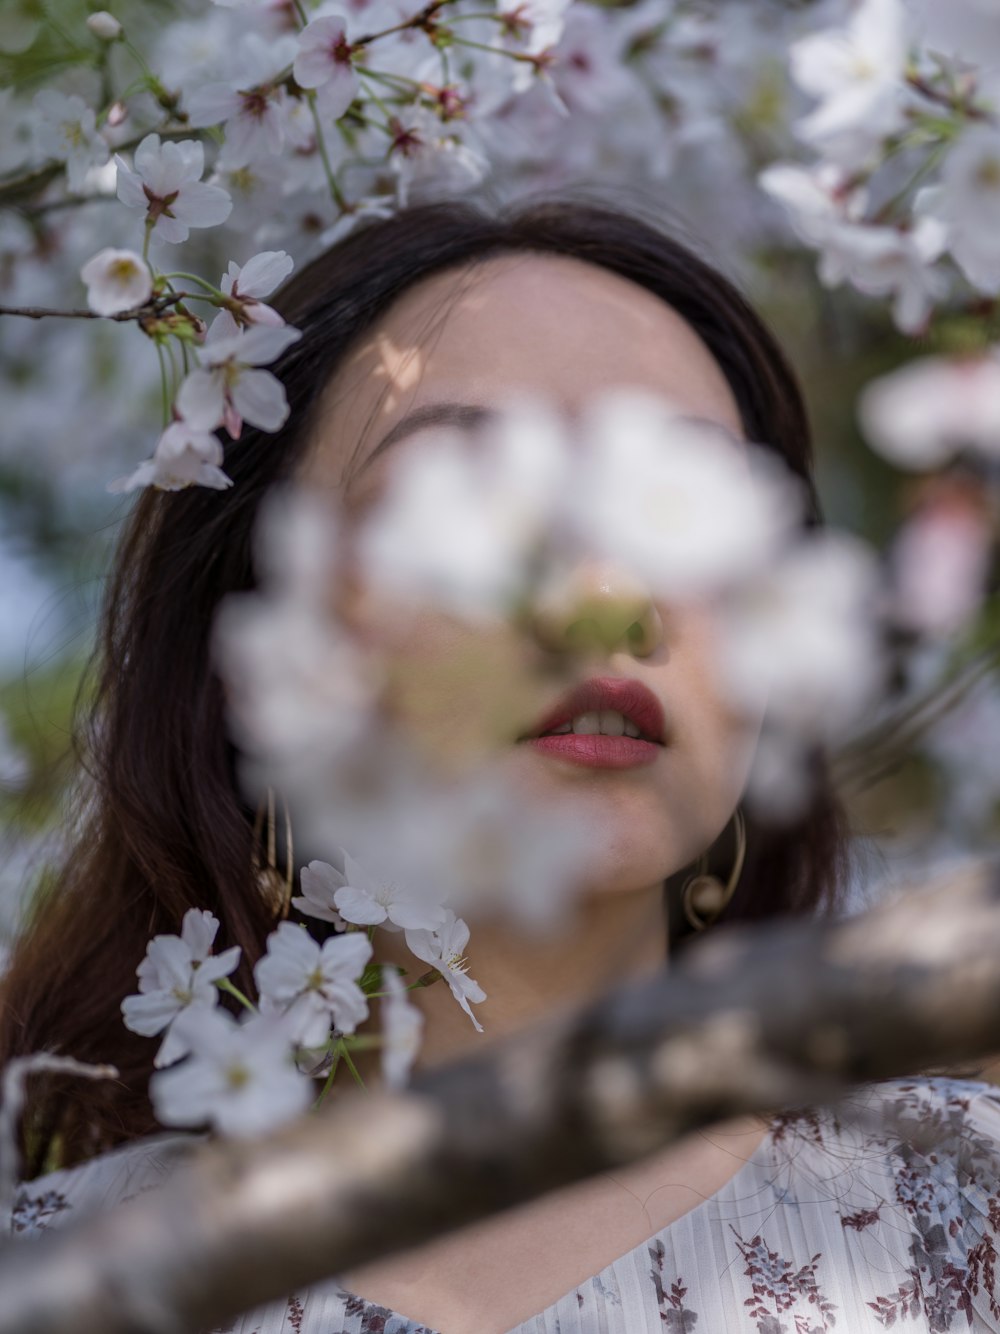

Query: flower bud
[86,11,123,41]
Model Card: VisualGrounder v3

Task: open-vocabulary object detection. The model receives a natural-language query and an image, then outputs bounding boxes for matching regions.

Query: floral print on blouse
[6,1075,1000,1332]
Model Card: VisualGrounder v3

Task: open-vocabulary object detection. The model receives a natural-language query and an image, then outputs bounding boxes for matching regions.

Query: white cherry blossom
[149,1008,311,1137]
[318,849,448,932]
[294,14,360,121]
[404,910,486,1033]
[176,311,301,438]
[121,908,241,1069]
[108,420,233,494]
[254,921,373,1047]
[32,89,109,194]
[293,860,348,929]
[789,0,912,166]
[858,350,1000,468]
[115,134,233,243]
[186,34,300,167]
[220,250,293,327]
[380,965,423,1090]
[80,248,152,316]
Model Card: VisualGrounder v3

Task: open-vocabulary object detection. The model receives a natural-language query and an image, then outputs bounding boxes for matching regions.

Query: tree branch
[0,304,143,322]
[1,861,998,1334]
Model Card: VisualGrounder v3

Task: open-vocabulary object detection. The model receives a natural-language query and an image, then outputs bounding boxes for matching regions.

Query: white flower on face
[220,250,293,327]
[816,216,949,335]
[316,849,448,932]
[933,127,1000,295]
[177,311,302,439]
[380,965,423,1091]
[789,0,911,166]
[858,351,1000,469]
[212,494,379,779]
[404,910,486,1033]
[121,909,241,1069]
[572,391,803,602]
[294,14,359,121]
[254,921,373,1047]
[80,247,152,316]
[356,398,570,620]
[293,860,348,929]
[115,134,233,243]
[186,34,299,167]
[32,89,109,193]
[715,531,884,739]
[149,1008,311,1138]
[108,420,233,494]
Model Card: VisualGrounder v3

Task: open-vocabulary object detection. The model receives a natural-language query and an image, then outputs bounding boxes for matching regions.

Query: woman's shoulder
[7,1131,202,1240]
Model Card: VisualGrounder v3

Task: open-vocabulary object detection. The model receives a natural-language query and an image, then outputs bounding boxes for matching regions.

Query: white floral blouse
[7,1075,1000,1332]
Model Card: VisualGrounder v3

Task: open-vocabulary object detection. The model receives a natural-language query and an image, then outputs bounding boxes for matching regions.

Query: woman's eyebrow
[359,401,497,474]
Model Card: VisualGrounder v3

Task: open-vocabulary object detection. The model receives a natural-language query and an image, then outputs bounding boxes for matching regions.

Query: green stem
[340,1042,367,1090]
[155,342,170,429]
[312,1044,343,1108]
[306,92,349,212]
[162,271,225,297]
[293,0,310,24]
[142,218,154,264]
[448,32,535,63]
[216,976,258,1013]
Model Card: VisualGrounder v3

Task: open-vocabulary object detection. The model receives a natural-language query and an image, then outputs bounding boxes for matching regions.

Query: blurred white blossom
[789,0,911,166]
[858,351,1000,468]
[150,1008,311,1136]
[380,965,423,1090]
[186,34,300,167]
[32,89,109,194]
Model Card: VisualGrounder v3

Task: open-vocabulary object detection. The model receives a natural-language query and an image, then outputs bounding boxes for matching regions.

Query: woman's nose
[526,558,664,657]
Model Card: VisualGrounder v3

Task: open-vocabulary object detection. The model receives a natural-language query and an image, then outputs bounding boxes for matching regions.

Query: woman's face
[299,253,765,896]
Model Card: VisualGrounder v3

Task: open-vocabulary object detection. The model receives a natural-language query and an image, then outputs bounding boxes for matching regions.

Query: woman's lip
[521,676,668,746]
[520,735,662,769]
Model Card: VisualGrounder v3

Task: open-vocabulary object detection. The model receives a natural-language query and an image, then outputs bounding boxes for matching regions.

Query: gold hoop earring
[680,807,747,932]
[252,787,295,918]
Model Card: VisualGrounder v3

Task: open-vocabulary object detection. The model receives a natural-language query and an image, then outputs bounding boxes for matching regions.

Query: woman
[3,200,1000,1333]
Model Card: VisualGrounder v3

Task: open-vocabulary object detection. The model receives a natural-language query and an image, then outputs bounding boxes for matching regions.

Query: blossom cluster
[761,0,1000,334]
[120,862,486,1135]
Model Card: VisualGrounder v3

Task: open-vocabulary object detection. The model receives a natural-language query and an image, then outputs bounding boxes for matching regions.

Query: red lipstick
[517,676,666,770]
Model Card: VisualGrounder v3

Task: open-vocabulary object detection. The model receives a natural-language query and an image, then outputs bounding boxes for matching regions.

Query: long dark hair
[0,199,850,1174]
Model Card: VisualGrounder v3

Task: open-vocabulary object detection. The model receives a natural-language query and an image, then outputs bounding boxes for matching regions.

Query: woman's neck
[364,883,669,1078]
